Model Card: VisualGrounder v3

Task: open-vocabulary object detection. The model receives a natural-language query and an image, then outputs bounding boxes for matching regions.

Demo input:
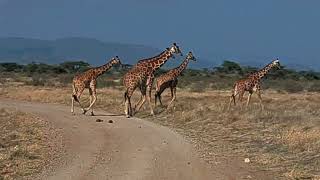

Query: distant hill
[0,37,318,71]
[0,37,163,65]
[0,37,212,69]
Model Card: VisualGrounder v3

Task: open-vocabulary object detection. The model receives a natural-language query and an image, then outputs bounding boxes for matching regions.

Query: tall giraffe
[228,59,281,110]
[123,43,182,118]
[154,51,196,108]
[71,56,122,115]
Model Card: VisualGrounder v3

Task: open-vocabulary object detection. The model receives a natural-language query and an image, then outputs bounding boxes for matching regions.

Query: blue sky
[0,0,319,67]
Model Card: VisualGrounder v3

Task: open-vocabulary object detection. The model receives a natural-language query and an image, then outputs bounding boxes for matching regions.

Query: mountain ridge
[0,37,317,71]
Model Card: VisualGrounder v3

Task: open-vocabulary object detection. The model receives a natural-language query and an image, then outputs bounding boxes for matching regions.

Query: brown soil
[0,99,272,180]
[0,107,62,180]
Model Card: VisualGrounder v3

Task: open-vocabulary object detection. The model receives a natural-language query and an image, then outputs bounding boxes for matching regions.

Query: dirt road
[0,99,271,180]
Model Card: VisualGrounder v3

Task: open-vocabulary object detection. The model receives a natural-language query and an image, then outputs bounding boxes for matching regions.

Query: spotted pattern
[154,52,196,107]
[228,59,281,109]
[122,43,182,117]
[71,56,121,115]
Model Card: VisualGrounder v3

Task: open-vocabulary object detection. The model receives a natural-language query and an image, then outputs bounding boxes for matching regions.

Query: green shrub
[279,80,304,93]
[308,82,320,92]
[25,75,45,86]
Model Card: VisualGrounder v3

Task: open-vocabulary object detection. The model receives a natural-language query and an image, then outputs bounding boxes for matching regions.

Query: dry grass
[0,85,320,179]
[0,107,61,180]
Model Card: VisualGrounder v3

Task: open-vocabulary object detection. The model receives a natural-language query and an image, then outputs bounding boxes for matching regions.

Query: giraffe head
[110,56,122,65]
[168,43,183,58]
[271,58,281,69]
[186,51,197,61]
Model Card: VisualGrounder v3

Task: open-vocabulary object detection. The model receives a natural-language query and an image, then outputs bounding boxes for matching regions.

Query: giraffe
[71,56,122,115]
[228,58,281,110]
[154,51,196,108]
[123,43,182,118]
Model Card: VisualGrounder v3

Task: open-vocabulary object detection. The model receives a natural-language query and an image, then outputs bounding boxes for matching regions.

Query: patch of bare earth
[1,85,320,179]
[0,107,62,180]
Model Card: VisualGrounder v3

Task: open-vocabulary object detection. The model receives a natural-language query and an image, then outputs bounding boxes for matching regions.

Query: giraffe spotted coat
[122,43,182,117]
[154,51,196,107]
[71,56,121,115]
[228,59,281,110]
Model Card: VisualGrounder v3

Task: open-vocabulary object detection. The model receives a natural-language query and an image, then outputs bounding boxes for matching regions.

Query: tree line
[0,60,319,81]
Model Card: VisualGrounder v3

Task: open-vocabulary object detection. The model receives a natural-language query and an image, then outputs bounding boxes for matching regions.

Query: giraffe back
[156,69,179,88]
[123,65,152,88]
[73,69,97,86]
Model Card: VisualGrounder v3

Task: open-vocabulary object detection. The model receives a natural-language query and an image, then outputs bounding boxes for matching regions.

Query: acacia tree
[214,60,242,74]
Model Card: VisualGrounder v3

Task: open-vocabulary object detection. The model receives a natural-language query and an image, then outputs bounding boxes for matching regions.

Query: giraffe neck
[93,60,114,77]
[250,62,276,80]
[175,57,190,76]
[137,49,172,66]
[151,50,173,70]
[137,50,172,71]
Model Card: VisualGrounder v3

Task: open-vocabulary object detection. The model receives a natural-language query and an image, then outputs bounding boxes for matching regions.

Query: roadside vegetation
[1,60,320,179]
[1,60,319,92]
[0,108,61,180]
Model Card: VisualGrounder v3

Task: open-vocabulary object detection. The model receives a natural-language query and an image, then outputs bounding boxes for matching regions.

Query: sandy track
[0,99,271,180]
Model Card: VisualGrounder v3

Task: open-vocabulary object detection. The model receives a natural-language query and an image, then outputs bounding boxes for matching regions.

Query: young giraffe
[228,58,281,110]
[123,43,182,118]
[154,51,197,108]
[71,56,122,115]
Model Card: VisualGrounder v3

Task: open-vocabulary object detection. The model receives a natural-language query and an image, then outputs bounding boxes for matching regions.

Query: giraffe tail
[72,95,79,103]
[154,91,159,106]
[124,91,128,103]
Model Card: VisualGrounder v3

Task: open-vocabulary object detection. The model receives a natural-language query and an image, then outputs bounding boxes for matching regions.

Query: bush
[25,75,45,86]
[308,82,320,92]
[0,63,23,72]
[280,80,304,93]
[188,82,206,92]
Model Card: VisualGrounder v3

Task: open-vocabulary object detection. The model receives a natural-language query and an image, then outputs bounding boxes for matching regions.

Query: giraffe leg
[71,84,76,114]
[228,95,234,110]
[246,92,253,109]
[154,90,164,107]
[85,93,96,115]
[134,85,146,112]
[154,91,158,107]
[87,88,95,116]
[257,90,264,110]
[71,92,76,115]
[72,87,85,114]
[134,85,147,114]
[238,91,246,110]
[71,95,75,115]
[239,91,245,102]
[124,91,132,118]
[147,87,154,115]
[158,92,164,107]
[84,82,97,115]
[156,86,166,107]
[167,86,177,109]
[71,83,84,114]
[154,89,160,107]
[124,92,129,118]
[146,77,155,116]
[228,91,238,110]
[134,95,143,110]
[134,95,146,114]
